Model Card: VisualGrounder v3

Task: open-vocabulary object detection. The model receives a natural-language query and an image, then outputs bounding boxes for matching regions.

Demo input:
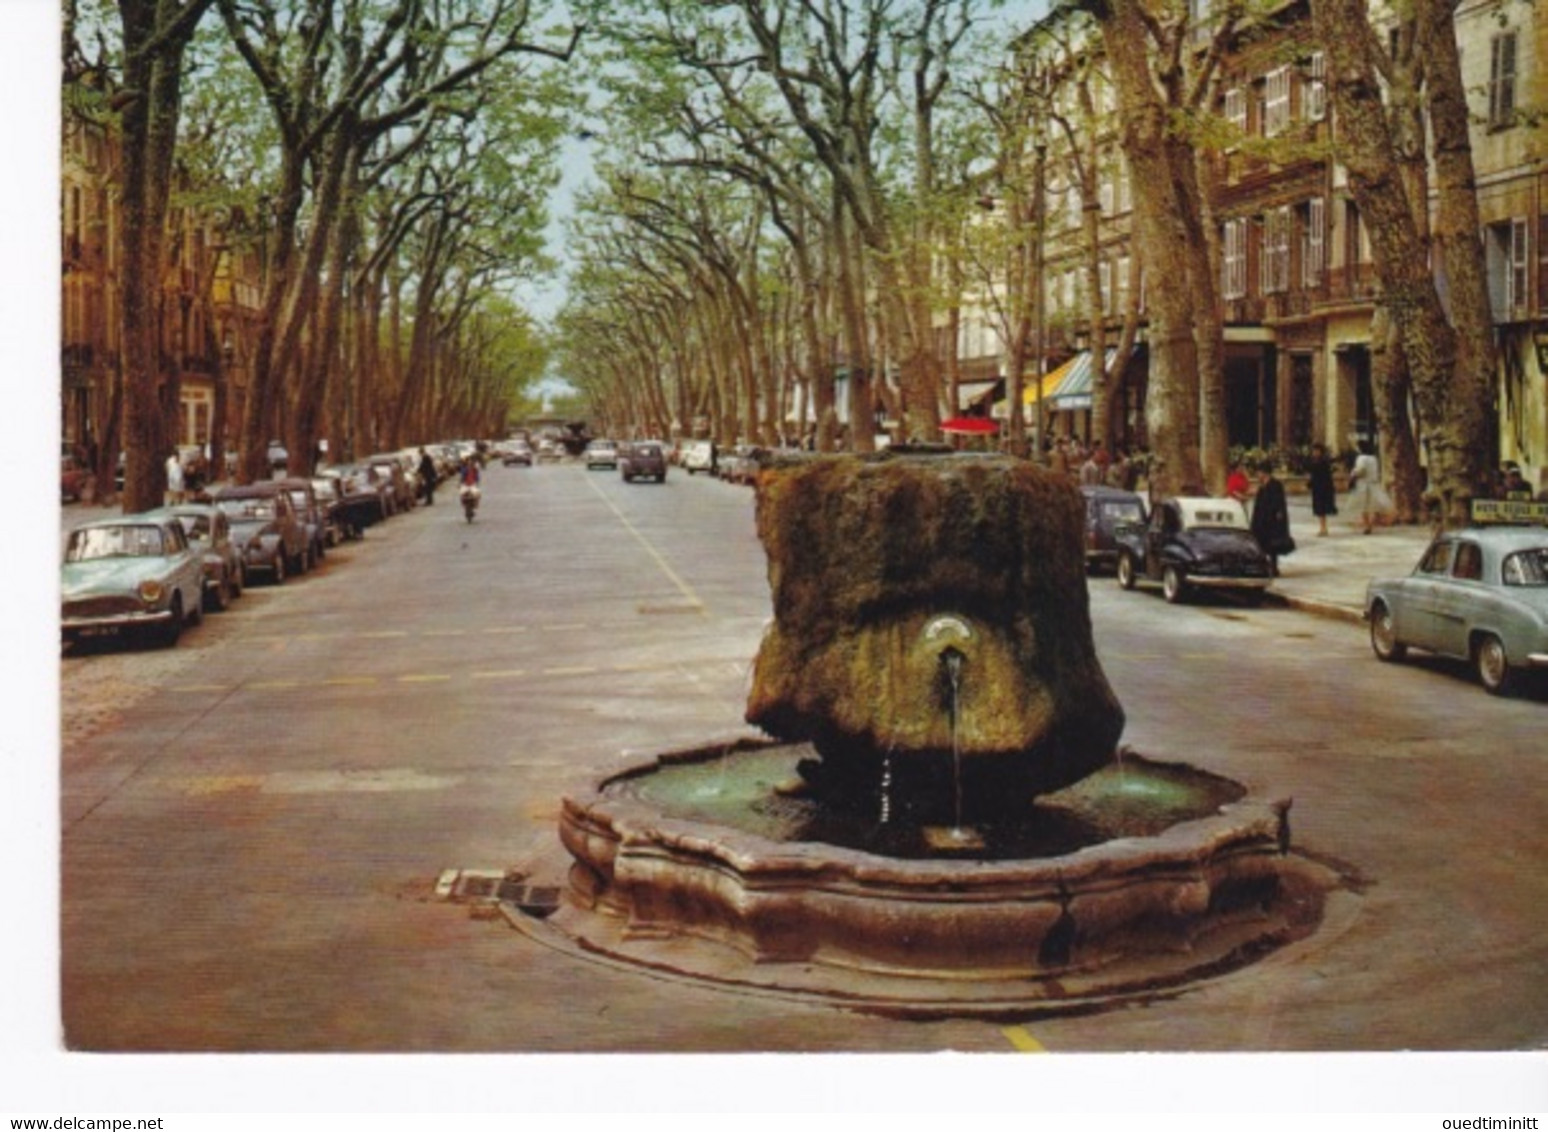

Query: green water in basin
[608,745,1245,861]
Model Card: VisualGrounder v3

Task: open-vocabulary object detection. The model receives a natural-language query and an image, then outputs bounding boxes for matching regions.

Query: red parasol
[940,416,1000,436]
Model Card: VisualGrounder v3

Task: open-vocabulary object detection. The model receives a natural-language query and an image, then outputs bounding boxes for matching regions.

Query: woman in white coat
[1346,441,1390,534]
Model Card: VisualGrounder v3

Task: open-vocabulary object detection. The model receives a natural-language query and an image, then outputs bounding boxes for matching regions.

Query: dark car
[275,477,329,565]
[310,473,359,542]
[213,483,312,583]
[334,462,392,527]
[151,504,245,612]
[620,441,668,483]
[1080,485,1148,572]
[1365,517,1548,695]
[364,455,416,513]
[1114,495,1273,604]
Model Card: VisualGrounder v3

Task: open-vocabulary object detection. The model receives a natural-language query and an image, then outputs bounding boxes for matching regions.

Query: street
[36,460,1548,1096]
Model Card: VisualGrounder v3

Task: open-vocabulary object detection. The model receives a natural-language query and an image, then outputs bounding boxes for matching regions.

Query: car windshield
[311,480,340,502]
[1502,548,1548,586]
[174,514,211,540]
[66,525,165,561]
[218,498,277,521]
[1102,500,1145,523]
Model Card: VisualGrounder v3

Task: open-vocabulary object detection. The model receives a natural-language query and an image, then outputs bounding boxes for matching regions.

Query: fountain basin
[558,741,1332,984]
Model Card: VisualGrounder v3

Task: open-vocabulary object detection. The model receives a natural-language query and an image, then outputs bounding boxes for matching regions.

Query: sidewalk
[1266,495,1433,622]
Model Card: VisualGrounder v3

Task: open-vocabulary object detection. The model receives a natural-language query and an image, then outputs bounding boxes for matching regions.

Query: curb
[1265,591,1366,625]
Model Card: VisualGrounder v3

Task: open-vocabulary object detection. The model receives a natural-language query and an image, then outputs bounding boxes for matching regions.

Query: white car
[682,441,714,474]
[585,441,619,470]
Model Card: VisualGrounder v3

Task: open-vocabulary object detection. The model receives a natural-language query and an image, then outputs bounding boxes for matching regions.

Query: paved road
[31,462,1548,1106]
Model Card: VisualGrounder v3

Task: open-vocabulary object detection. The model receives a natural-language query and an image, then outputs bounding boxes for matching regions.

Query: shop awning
[1022,349,1117,412]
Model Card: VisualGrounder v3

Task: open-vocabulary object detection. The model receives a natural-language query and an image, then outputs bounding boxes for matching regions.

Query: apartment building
[967,0,1546,482]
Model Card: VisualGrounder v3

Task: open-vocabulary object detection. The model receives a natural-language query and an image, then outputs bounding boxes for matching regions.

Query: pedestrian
[1500,463,1532,501]
[1049,436,1071,477]
[1250,461,1293,576]
[1105,448,1129,489]
[164,448,186,505]
[1078,448,1102,486]
[1347,441,1390,534]
[1225,460,1251,506]
[1307,442,1337,537]
[417,447,438,506]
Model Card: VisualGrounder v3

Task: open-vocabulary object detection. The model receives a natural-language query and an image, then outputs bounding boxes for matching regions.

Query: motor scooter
[459,482,481,522]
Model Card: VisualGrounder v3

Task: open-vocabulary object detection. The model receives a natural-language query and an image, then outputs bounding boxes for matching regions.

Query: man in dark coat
[1250,462,1293,576]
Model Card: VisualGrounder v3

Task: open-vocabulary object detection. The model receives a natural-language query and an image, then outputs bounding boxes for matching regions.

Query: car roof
[1172,496,1250,528]
[215,483,284,498]
[1440,526,1548,551]
[72,514,176,530]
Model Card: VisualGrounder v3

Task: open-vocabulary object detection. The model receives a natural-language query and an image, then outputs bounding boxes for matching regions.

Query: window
[1116,254,1131,313]
[1305,52,1326,122]
[1264,66,1291,136]
[1117,160,1131,213]
[1222,218,1248,299]
[1261,207,1291,294]
[1488,219,1530,316]
[1489,31,1517,129]
[1099,259,1113,315]
[1452,542,1483,582]
[1300,198,1325,288]
[1099,177,1114,217]
[1539,214,1548,313]
[1223,88,1247,142]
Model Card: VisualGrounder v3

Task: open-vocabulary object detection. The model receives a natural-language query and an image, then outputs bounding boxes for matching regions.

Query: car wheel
[229,562,244,599]
[1162,565,1187,604]
[271,553,286,585]
[298,545,312,574]
[1475,633,1515,696]
[1116,554,1137,590]
[1369,601,1406,662]
[158,595,184,648]
[189,589,204,627]
[208,577,230,613]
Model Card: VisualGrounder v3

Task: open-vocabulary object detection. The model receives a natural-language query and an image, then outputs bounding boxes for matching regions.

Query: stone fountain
[541,452,1338,1014]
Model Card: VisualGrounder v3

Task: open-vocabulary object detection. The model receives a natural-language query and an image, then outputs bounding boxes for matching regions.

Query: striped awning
[1022,349,1118,411]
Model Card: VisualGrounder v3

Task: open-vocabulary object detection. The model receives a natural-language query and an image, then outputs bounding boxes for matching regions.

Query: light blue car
[62,515,207,648]
[1365,524,1548,695]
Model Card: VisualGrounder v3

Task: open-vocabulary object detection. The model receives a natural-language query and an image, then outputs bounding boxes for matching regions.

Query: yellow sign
[1471,499,1548,524]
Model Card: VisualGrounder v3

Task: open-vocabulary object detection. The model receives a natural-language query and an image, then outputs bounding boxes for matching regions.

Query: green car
[62,515,207,648]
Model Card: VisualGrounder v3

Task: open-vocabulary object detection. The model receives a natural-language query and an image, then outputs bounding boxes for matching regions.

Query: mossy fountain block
[745,453,1125,816]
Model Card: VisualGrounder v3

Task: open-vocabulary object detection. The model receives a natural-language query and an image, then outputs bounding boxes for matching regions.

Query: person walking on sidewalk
[1347,441,1390,534]
[1250,462,1293,576]
[1307,443,1338,537]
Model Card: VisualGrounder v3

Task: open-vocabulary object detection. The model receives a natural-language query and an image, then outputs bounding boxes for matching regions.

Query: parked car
[585,440,620,470]
[62,452,91,502]
[682,440,715,475]
[334,462,392,526]
[213,483,312,583]
[1365,521,1548,695]
[1114,496,1274,604]
[275,477,330,564]
[363,455,416,513]
[309,473,358,542]
[1080,485,1148,573]
[151,504,244,612]
[620,441,668,483]
[62,515,207,647]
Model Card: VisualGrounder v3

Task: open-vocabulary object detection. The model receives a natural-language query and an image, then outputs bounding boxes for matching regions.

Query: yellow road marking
[321,676,377,686]
[480,626,526,635]
[1001,1026,1047,1052]
[178,775,264,796]
[472,669,528,679]
[397,674,452,683]
[248,680,299,690]
[582,476,706,614]
[360,630,409,639]
[542,665,598,676]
